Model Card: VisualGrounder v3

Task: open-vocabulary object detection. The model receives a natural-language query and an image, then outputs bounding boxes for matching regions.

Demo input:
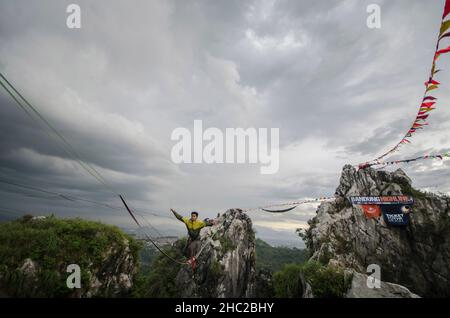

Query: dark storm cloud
[344,118,408,156]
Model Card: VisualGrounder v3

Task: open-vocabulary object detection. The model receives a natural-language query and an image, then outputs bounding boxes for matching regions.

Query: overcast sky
[1,0,449,247]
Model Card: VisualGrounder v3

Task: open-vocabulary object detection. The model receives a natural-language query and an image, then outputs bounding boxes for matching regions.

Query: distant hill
[255,238,308,272]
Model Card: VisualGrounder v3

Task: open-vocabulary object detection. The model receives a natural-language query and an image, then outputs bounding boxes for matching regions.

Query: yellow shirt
[172,210,207,240]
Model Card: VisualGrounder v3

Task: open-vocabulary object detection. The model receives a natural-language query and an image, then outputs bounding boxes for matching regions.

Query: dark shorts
[184,237,201,258]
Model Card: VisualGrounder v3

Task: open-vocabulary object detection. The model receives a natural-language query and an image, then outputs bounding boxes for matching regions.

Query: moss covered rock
[0,215,141,297]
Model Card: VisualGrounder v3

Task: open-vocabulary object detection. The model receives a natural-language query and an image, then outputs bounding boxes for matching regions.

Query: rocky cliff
[175,209,258,298]
[305,165,450,297]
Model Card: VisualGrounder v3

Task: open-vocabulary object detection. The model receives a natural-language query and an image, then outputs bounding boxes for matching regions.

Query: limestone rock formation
[346,272,419,298]
[305,165,450,297]
[175,209,257,298]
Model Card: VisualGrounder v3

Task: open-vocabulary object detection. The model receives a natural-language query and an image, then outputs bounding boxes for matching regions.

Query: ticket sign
[381,204,412,226]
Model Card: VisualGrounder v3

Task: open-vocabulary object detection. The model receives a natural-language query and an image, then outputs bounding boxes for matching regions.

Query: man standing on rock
[170,209,214,259]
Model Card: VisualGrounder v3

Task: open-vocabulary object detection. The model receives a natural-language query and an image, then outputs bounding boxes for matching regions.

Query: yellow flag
[426,84,439,92]
[440,20,450,36]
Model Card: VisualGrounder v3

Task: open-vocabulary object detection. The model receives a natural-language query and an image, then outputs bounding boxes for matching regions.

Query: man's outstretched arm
[170,209,184,222]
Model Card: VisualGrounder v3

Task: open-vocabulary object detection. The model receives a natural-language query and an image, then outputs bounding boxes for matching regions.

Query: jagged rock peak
[175,208,257,298]
[336,164,412,198]
[306,165,450,297]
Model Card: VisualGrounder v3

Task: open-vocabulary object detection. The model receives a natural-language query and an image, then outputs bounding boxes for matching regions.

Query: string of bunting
[363,151,450,168]
[360,0,450,168]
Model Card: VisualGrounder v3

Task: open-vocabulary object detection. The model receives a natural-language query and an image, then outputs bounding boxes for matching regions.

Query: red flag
[421,101,436,107]
[423,96,437,101]
[416,114,429,120]
[425,79,440,86]
[437,46,450,54]
[444,0,450,19]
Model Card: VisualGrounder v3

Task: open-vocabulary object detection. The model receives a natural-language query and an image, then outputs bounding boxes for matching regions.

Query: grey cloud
[1,0,449,247]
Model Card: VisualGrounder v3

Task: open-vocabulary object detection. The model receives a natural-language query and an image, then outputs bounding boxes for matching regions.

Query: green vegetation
[210,260,224,278]
[219,236,236,254]
[318,248,333,265]
[205,259,225,290]
[132,239,185,298]
[272,263,305,297]
[273,261,352,298]
[255,238,308,272]
[301,261,352,298]
[138,244,159,275]
[296,228,310,248]
[436,210,449,234]
[399,183,428,199]
[0,215,141,297]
